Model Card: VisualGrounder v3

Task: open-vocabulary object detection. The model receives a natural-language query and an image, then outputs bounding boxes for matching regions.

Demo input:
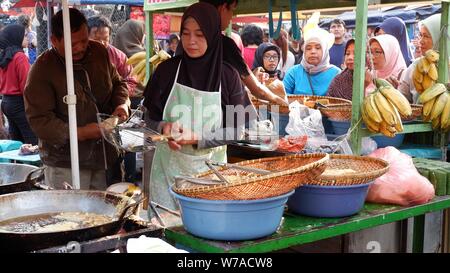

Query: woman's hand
[386,76,400,89]
[253,67,269,84]
[112,104,129,122]
[364,69,373,89]
[162,122,198,151]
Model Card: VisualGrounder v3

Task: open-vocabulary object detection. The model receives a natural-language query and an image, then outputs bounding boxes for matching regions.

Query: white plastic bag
[367,147,435,206]
[285,101,326,140]
[361,137,378,155]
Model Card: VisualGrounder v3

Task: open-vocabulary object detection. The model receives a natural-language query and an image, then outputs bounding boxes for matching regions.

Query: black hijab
[0,24,25,69]
[177,2,223,92]
[252,42,281,77]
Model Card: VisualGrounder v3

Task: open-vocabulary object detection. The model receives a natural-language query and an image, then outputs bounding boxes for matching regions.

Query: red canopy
[12,0,46,8]
[232,16,268,24]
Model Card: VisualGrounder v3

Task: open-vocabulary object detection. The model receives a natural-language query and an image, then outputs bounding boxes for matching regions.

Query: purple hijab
[376,17,413,66]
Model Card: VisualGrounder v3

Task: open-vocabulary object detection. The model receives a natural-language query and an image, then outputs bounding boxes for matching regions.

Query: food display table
[165,196,450,253]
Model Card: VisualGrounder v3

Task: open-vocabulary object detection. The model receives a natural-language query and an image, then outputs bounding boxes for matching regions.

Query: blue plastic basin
[322,117,334,135]
[287,183,372,218]
[329,119,350,136]
[329,119,405,148]
[372,134,405,148]
[171,189,294,241]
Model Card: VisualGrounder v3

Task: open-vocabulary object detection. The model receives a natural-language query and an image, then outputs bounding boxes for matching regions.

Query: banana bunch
[361,79,412,137]
[418,83,450,130]
[413,50,439,93]
[126,50,172,85]
[127,51,147,85]
[149,50,171,70]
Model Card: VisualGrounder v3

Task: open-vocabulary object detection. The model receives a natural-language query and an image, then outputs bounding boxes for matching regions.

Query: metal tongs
[174,160,271,189]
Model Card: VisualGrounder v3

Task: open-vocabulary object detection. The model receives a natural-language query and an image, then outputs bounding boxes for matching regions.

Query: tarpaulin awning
[13,0,143,8]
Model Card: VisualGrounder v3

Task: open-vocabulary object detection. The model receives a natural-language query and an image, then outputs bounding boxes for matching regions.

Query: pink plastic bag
[367,146,435,206]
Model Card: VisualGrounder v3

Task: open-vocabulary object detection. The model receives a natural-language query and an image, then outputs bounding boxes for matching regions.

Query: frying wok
[0,163,44,195]
[0,190,140,252]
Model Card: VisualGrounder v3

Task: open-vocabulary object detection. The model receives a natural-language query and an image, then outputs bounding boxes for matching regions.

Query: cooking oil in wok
[0,212,112,233]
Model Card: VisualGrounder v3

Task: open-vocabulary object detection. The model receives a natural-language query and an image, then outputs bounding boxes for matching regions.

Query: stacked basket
[251,95,351,114]
[288,154,389,218]
[172,153,330,200]
[171,153,329,241]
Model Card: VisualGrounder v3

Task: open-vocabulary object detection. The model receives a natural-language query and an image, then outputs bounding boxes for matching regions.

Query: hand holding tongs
[206,160,271,175]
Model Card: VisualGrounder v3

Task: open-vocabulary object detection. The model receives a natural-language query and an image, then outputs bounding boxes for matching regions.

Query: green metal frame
[351,0,450,155]
[165,196,450,253]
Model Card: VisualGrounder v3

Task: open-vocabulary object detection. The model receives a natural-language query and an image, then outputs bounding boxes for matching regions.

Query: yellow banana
[430,92,449,120]
[422,74,435,90]
[131,59,146,77]
[432,116,441,130]
[413,67,424,83]
[413,78,424,94]
[425,49,439,63]
[126,51,146,65]
[149,54,160,64]
[374,91,396,126]
[417,57,430,73]
[389,101,404,133]
[419,83,447,104]
[423,97,436,121]
[158,50,172,61]
[152,59,163,70]
[363,94,383,123]
[379,121,396,138]
[440,96,450,129]
[361,104,380,133]
[428,63,438,81]
[379,86,412,117]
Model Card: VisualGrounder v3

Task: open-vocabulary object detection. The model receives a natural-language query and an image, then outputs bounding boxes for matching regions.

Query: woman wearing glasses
[282,27,340,96]
[364,34,407,94]
[398,14,443,103]
[252,42,282,80]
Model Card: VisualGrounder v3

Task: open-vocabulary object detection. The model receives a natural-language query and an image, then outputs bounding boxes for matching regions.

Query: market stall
[141,0,450,252]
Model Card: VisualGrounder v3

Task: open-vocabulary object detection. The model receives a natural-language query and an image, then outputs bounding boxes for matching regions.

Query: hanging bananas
[412,49,439,94]
[126,50,172,85]
[419,83,450,130]
[362,80,412,138]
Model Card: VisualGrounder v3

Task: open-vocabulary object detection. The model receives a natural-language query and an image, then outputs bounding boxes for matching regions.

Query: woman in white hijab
[283,27,341,96]
[398,14,447,103]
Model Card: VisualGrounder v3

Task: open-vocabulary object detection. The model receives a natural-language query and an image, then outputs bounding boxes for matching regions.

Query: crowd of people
[0,0,447,225]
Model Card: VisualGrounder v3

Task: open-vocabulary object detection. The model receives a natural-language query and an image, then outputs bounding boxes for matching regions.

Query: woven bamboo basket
[172,153,329,200]
[401,104,423,121]
[303,154,389,186]
[269,95,351,114]
[319,104,353,121]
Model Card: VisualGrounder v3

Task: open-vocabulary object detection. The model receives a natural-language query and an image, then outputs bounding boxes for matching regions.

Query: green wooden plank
[164,196,450,253]
[145,11,153,84]
[361,123,433,137]
[350,0,368,155]
[144,0,196,12]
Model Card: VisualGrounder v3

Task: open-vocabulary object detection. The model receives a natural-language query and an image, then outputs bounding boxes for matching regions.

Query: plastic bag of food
[285,101,326,141]
[367,146,435,206]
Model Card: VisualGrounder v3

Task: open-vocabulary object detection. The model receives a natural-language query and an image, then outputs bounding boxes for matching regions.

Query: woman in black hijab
[144,2,248,137]
[252,42,282,80]
[143,2,249,220]
[0,24,37,145]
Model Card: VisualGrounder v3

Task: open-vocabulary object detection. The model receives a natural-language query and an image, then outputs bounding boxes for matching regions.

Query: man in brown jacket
[24,8,130,190]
